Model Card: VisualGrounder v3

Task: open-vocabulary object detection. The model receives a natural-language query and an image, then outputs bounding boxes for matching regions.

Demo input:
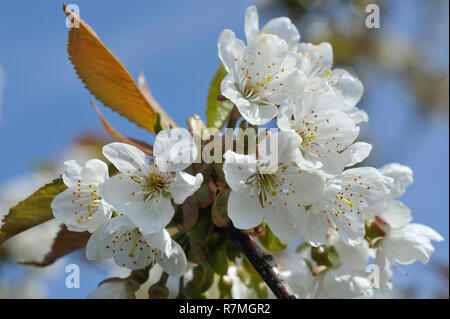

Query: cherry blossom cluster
[50,6,442,298]
[219,6,442,297]
[51,128,203,276]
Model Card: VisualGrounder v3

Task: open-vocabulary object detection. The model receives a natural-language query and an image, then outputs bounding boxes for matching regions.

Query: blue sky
[0,1,448,298]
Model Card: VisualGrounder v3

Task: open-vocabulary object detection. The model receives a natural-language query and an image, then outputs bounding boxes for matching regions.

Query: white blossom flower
[317,234,372,299]
[244,6,365,120]
[51,159,112,233]
[362,164,443,289]
[86,216,187,276]
[379,162,414,198]
[364,163,414,225]
[277,90,372,175]
[281,232,373,299]
[218,23,303,125]
[223,130,324,242]
[373,208,443,285]
[295,42,366,119]
[299,167,393,246]
[244,5,300,50]
[101,128,203,234]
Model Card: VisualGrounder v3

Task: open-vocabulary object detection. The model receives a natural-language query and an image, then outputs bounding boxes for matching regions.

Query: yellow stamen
[321,69,334,78]
[336,195,354,207]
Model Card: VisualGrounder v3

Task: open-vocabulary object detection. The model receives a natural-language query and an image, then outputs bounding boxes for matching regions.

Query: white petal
[264,201,303,243]
[82,159,109,184]
[103,143,148,175]
[86,225,113,261]
[276,103,294,132]
[343,142,372,167]
[218,29,246,78]
[220,74,245,103]
[144,228,172,257]
[126,195,174,235]
[51,188,111,233]
[320,142,372,176]
[298,42,333,73]
[62,160,83,187]
[235,99,278,126]
[327,68,363,108]
[101,175,174,234]
[154,128,198,172]
[244,5,259,44]
[100,174,142,214]
[379,163,413,198]
[171,171,203,204]
[258,130,302,165]
[323,269,372,298]
[157,239,187,277]
[223,150,256,192]
[84,201,113,233]
[283,167,325,204]
[111,230,153,270]
[334,167,394,207]
[330,232,369,270]
[227,189,264,230]
[384,223,443,264]
[99,215,136,238]
[262,17,300,49]
[327,205,365,246]
[302,209,329,247]
[346,107,368,124]
[365,199,412,228]
[375,249,393,292]
[62,159,109,186]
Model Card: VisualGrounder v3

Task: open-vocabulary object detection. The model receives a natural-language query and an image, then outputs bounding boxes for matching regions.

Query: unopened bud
[311,245,329,266]
[148,284,169,299]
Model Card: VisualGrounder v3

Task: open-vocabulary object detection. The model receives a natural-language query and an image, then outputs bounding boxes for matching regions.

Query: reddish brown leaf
[17,225,90,267]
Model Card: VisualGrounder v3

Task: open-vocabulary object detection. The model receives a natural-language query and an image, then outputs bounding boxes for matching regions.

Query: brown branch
[220,225,296,299]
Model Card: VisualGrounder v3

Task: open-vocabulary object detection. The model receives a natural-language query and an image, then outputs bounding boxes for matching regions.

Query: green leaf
[153,112,164,134]
[218,275,233,299]
[327,245,342,269]
[0,178,67,245]
[211,189,231,227]
[303,258,314,273]
[295,241,310,253]
[186,210,213,245]
[258,224,287,253]
[241,257,268,298]
[174,196,198,232]
[206,65,235,129]
[196,178,216,209]
[185,264,215,298]
[207,233,229,276]
[226,239,242,262]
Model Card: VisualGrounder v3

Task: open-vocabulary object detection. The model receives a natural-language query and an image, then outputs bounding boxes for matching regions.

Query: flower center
[141,165,173,201]
[297,129,317,148]
[71,179,102,223]
[127,164,174,202]
[245,163,290,208]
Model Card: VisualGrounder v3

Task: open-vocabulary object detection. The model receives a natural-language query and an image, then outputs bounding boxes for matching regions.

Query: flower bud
[148,283,169,299]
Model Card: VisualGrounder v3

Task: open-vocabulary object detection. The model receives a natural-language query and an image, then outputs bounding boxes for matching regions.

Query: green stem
[158,271,169,286]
